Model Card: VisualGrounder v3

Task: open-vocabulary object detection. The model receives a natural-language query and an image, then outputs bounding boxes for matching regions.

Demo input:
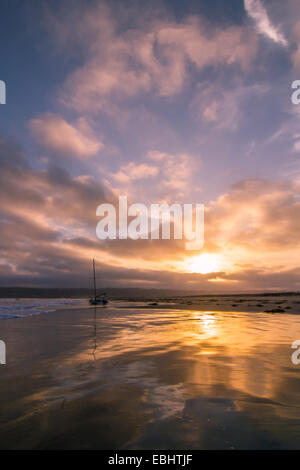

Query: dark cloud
[0,139,110,286]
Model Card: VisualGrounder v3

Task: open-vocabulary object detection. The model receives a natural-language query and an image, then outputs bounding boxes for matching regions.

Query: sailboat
[89,258,109,306]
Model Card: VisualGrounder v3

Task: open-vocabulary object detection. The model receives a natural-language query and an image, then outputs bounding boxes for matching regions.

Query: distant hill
[0,287,298,299]
[0,287,197,299]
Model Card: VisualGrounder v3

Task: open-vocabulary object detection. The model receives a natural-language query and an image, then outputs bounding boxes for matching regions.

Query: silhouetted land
[0,287,194,299]
[0,287,299,299]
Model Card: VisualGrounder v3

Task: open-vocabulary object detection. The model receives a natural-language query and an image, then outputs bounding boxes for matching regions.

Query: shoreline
[0,293,299,321]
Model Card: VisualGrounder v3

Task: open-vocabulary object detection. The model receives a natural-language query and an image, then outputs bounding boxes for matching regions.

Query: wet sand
[127,294,300,314]
[0,304,300,449]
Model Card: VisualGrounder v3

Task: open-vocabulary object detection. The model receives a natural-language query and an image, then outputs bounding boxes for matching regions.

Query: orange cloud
[30,113,103,158]
[1,139,300,290]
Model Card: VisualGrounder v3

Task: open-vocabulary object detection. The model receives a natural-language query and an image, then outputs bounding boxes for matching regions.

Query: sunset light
[186,253,224,274]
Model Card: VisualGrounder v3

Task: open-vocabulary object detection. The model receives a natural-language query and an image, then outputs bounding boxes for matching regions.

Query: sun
[186,253,223,274]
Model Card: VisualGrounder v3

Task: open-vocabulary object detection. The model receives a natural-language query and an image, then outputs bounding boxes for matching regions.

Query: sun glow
[186,253,224,274]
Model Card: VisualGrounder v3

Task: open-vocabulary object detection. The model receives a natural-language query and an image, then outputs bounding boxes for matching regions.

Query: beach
[0,299,300,449]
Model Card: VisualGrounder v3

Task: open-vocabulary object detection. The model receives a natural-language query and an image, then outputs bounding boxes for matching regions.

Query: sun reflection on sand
[193,312,218,337]
[48,308,300,411]
[2,306,299,449]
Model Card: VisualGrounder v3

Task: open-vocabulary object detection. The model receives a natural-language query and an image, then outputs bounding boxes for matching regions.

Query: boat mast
[93,258,97,302]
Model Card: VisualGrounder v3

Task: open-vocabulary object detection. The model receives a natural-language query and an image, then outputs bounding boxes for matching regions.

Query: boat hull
[89,299,108,306]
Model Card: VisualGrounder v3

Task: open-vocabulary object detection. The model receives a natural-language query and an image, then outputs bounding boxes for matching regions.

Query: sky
[1,0,300,292]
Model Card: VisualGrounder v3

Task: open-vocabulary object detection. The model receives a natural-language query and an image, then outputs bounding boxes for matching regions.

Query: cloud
[48,4,257,112]
[191,83,268,131]
[244,0,288,46]
[205,178,300,255]
[1,138,300,291]
[0,139,109,236]
[29,113,103,158]
[265,105,300,158]
[292,21,300,68]
[148,151,194,195]
[111,162,159,183]
[105,150,196,203]
[0,139,124,286]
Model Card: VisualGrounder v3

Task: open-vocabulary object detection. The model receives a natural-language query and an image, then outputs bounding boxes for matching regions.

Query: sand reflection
[0,306,299,449]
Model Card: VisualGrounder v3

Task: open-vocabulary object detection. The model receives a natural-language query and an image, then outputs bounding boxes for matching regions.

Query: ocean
[0,298,86,319]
